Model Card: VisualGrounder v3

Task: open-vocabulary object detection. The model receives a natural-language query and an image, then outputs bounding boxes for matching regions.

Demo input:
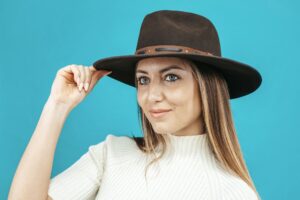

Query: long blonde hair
[130,57,261,199]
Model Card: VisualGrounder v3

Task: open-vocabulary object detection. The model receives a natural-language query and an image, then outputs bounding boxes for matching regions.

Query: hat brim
[93,52,262,99]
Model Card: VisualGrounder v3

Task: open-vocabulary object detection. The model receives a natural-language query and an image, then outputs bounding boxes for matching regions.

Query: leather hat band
[135,45,214,56]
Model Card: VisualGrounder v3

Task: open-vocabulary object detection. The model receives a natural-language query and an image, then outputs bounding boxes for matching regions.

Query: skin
[8,64,111,200]
[8,58,204,199]
[135,57,205,136]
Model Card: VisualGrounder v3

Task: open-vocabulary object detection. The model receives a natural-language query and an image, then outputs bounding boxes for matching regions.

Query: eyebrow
[136,64,185,75]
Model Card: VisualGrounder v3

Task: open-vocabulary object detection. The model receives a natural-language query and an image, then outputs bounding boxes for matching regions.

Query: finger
[69,65,81,86]
[59,64,81,85]
[97,70,112,79]
[78,65,86,82]
[58,64,75,74]
[89,65,97,72]
[78,65,86,91]
[88,65,112,76]
[84,66,91,91]
[90,69,111,82]
[88,72,102,91]
[87,70,112,92]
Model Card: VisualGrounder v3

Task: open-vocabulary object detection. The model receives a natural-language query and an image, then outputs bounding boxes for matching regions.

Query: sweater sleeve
[47,140,107,200]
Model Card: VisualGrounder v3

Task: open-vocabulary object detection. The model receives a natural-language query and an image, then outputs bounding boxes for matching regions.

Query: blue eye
[136,74,180,86]
[165,74,179,82]
[137,77,149,85]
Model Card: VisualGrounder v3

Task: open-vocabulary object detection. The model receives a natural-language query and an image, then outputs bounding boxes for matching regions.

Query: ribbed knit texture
[48,133,258,200]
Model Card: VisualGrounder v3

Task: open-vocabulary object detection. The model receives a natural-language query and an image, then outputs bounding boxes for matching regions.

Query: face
[135,57,204,136]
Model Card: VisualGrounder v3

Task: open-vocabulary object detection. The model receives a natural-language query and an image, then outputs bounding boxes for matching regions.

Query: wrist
[45,97,73,116]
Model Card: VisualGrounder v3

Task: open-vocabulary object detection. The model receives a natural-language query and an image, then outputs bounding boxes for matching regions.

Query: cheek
[166,89,187,107]
[169,83,200,118]
[167,82,194,107]
[137,90,147,108]
[171,94,194,118]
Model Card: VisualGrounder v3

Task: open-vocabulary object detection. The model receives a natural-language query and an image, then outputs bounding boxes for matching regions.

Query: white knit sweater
[48,133,258,200]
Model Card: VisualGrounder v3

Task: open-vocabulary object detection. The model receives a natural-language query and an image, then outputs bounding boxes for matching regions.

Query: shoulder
[219,172,259,200]
[90,134,137,149]
[89,134,143,164]
[208,159,259,200]
[104,134,140,152]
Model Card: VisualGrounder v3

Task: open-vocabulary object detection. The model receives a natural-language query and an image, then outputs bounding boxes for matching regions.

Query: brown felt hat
[92,10,262,99]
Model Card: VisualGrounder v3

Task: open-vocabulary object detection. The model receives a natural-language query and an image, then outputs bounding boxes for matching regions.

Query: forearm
[8,98,71,200]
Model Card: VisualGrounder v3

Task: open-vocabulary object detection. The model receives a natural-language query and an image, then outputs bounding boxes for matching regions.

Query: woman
[8,10,262,200]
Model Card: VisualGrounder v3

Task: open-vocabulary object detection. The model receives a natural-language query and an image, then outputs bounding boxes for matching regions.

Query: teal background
[1,0,299,199]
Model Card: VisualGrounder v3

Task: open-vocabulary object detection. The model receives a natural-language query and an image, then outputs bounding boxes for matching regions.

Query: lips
[149,109,172,118]
[149,109,172,113]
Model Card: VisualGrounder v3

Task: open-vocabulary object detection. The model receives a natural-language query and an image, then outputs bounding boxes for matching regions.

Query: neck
[154,132,211,160]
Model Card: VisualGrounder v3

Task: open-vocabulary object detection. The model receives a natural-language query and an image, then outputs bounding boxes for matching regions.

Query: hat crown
[93,10,262,99]
[136,10,221,56]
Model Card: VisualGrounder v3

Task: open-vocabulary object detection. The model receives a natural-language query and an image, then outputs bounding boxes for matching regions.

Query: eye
[136,76,150,85]
[136,74,180,86]
[165,74,179,82]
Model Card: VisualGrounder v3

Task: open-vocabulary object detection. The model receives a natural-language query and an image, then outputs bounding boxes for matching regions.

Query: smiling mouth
[150,110,171,118]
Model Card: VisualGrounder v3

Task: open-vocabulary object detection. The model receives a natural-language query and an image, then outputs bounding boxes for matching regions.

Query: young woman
[8,10,262,200]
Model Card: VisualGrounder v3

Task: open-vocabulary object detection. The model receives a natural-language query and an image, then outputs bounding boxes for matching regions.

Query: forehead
[135,57,191,71]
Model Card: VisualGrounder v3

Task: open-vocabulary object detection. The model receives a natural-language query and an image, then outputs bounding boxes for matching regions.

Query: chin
[152,125,174,135]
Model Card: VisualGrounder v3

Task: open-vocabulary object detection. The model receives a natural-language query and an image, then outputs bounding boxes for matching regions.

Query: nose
[147,79,164,102]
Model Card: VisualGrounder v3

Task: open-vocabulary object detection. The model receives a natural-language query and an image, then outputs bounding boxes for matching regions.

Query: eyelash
[136,74,180,86]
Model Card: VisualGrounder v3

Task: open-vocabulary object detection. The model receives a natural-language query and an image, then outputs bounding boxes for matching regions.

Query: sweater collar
[158,133,211,159]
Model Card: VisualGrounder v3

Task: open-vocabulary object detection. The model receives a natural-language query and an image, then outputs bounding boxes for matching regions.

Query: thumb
[97,70,112,79]
[88,70,112,91]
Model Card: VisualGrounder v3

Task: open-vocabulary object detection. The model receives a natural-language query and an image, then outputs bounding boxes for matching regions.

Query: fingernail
[79,83,83,91]
[84,83,89,91]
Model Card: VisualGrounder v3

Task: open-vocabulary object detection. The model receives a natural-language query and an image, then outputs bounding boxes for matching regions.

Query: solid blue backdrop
[1,0,299,199]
